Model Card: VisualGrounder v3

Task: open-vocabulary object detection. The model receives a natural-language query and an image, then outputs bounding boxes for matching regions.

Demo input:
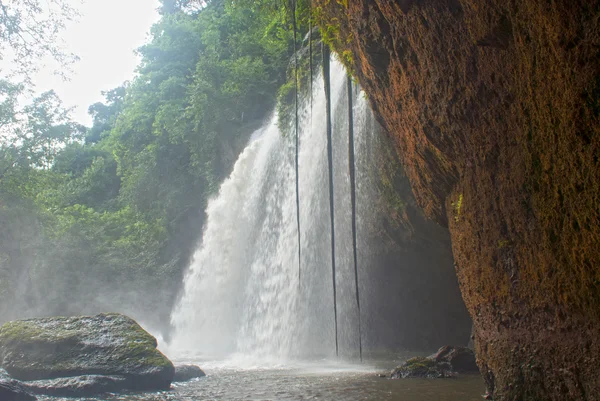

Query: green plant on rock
[451,193,463,222]
[396,357,438,377]
[498,239,511,249]
[312,1,355,74]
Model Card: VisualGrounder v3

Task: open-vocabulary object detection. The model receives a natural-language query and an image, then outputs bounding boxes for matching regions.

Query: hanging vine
[347,75,363,361]
[290,0,302,285]
[323,42,339,357]
[309,0,313,110]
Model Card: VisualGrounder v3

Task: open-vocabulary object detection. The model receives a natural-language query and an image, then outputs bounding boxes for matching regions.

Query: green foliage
[0,0,303,330]
[312,1,355,74]
[452,194,463,223]
[277,79,297,133]
[405,356,436,369]
[87,86,126,144]
[497,239,511,249]
[276,20,321,133]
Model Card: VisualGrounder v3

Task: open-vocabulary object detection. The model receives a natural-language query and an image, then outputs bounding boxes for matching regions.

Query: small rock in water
[390,346,478,379]
[390,356,455,379]
[173,365,206,382]
[430,345,478,373]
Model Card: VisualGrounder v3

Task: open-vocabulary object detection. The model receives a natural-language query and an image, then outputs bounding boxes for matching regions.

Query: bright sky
[34,0,161,125]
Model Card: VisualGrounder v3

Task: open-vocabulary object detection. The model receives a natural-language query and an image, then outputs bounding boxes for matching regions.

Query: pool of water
[38,357,486,401]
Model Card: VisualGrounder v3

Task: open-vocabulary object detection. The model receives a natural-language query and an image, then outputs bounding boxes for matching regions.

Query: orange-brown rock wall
[315,1,600,399]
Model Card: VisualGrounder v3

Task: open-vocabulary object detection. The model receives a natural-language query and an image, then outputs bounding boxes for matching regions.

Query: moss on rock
[391,347,478,379]
[0,313,173,391]
[391,356,453,379]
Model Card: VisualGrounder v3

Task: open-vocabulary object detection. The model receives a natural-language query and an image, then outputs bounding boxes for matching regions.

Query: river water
[39,357,485,401]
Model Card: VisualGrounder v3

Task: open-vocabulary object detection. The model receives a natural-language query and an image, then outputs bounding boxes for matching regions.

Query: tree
[0,90,85,183]
[159,0,206,15]
[0,0,78,80]
[87,86,127,144]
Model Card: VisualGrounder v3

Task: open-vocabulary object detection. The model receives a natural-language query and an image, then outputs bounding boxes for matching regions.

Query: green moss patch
[0,313,173,383]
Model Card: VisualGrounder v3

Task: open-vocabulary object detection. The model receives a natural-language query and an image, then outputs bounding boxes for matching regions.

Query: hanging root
[323,43,339,357]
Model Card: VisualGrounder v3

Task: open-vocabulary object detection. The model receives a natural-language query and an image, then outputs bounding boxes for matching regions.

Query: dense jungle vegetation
[0,0,309,331]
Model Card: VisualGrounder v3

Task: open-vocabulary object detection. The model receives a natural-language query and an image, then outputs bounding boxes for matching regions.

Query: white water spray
[170,59,378,362]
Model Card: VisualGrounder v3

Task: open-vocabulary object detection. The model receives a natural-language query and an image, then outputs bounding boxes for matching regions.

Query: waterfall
[170,59,377,361]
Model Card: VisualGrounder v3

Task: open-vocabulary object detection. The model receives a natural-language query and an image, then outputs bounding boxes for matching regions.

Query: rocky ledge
[391,346,479,379]
[0,313,191,398]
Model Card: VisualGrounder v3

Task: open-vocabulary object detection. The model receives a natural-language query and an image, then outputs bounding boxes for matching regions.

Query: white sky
[34,0,161,125]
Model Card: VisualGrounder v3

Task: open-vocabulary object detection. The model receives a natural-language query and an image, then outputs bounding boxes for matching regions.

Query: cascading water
[170,59,378,362]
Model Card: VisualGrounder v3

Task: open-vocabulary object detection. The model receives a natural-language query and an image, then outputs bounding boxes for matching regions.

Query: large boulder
[0,313,174,391]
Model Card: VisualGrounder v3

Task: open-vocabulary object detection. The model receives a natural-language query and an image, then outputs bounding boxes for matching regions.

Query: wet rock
[0,380,36,401]
[390,356,456,379]
[390,346,477,379]
[173,365,206,382]
[430,346,478,373]
[0,368,36,400]
[0,313,174,391]
[24,375,127,397]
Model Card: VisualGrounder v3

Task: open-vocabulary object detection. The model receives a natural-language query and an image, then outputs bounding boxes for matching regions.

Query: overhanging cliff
[315,1,600,399]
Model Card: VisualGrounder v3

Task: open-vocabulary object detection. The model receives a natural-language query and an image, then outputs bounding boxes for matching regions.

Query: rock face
[173,365,206,382]
[316,1,600,400]
[391,346,478,379]
[0,313,174,391]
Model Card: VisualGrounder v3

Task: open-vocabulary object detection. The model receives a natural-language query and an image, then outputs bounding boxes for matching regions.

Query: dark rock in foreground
[0,313,174,392]
[390,346,478,379]
[0,369,36,400]
[0,380,36,401]
[24,375,128,397]
[173,365,206,382]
